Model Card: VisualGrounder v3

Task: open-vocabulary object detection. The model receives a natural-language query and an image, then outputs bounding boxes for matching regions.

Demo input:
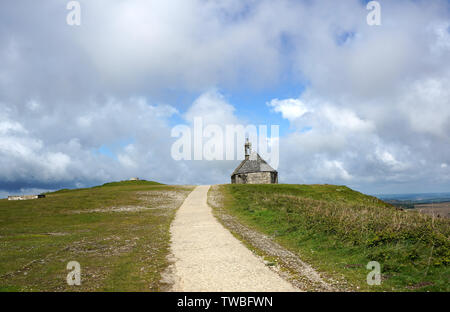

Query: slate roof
[231,152,277,176]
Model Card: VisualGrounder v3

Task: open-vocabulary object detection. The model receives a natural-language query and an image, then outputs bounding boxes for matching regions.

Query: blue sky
[1,0,450,197]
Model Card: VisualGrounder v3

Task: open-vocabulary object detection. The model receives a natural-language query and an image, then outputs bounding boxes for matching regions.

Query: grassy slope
[212,184,450,292]
[0,181,193,292]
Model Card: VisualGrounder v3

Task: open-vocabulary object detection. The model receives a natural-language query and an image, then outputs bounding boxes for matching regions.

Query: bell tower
[244,138,251,160]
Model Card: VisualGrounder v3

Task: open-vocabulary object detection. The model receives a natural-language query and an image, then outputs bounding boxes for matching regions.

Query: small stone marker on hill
[8,194,46,201]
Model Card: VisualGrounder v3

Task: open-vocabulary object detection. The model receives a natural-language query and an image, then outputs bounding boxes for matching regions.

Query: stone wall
[232,172,278,184]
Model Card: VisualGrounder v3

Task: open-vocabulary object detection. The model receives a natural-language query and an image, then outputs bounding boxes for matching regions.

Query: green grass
[99,180,164,187]
[0,181,193,292]
[210,184,450,292]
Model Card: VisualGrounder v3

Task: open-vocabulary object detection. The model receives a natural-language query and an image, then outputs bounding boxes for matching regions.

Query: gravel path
[168,185,299,292]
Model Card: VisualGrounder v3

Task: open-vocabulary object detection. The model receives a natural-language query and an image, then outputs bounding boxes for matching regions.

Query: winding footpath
[168,185,299,292]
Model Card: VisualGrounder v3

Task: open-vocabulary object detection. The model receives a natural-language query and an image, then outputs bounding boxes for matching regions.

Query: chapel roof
[231,152,277,176]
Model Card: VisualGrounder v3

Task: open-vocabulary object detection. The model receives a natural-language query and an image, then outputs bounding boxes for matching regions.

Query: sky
[1,0,450,197]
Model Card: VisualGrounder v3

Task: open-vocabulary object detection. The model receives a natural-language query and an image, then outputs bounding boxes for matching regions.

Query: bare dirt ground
[69,190,188,214]
[165,185,299,292]
[412,202,450,219]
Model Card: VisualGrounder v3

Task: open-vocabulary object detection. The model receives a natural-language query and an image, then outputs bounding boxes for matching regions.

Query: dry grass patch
[0,182,193,292]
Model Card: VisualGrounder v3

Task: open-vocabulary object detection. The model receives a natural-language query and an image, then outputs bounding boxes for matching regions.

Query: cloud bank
[1,0,450,196]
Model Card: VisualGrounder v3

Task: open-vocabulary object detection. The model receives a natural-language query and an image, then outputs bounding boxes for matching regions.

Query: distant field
[209,184,450,292]
[412,202,450,219]
[380,192,450,210]
[0,181,193,291]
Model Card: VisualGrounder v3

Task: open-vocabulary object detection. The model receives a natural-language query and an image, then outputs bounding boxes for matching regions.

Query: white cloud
[118,145,138,169]
[26,100,40,112]
[375,149,407,171]
[321,105,374,133]
[0,120,26,135]
[0,96,180,190]
[399,77,450,137]
[268,98,310,121]
[430,21,450,54]
[1,0,450,195]
[322,160,352,181]
[184,90,238,125]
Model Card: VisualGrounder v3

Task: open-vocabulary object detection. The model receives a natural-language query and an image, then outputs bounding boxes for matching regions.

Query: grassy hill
[0,181,193,291]
[209,184,450,292]
[98,180,164,187]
